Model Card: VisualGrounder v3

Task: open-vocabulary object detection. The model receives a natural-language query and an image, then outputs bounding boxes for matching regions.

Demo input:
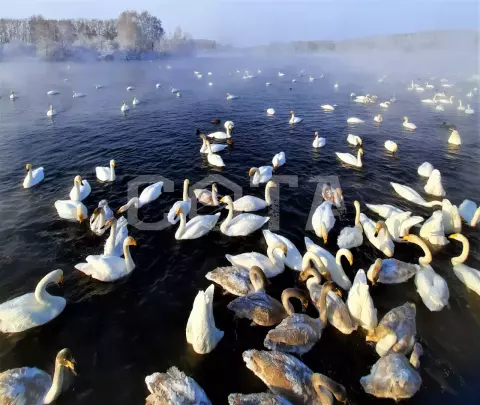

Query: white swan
[47,90,60,95]
[384,211,424,242]
[249,166,273,185]
[96,159,116,182]
[458,199,480,226]
[233,181,277,212]
[384,141,398,154]
[404,235,449,311]
[145,367,211,405]
[312,201,336,241]
[54,200,87,222]
[425,82,434,89]
[266,82,272,86]
[304,237,353,290]
[194,183,220,206]
[175,203,220,240]
[0,348,76,404]
[263,230,302,271]
[72,90,85,98]
[402,117,416,130]
[417,162,434,177]
[132,96,140,105]
[74,236,137,281]
[336,148,364,167]
[289,110,303,124]
[391,182,442,207]
[46,105,56,117]
[449,234,480,296]
[278,72,285,77]
[438,95,454,104]
[337,200,363,249]
[419,211,448,245]
[424,169,445,197]
[374,114,383,123]
[186,284,224,354]
[436,105,444,111]
[467,91,473,98]
[334,82,339,88]
[442,199,462,234]
[0,269,65,333]
[347,117,364,124]
[95,84,104,89]
[379,101,391,108]
[347,134,362,146]
[204,139,225,167]
[90,200,113,235]
[226,244,287,278]
[167,179,191,224]
[421,94,437,104]
[199,134,228,153]
[103,217,128,257]
[457,100,466,111]
[69,175,91,201]
[267,108,276,115]
[360,214,394,257]
[226,93,238,100]
[220,196,269,236]
[366,203,404,219]
[117,181,164,213]
[347,270,378,331]
[321,104,335,111]
[313,131,326,148]
[23,163,44,188]
[127,86,134,91]
[465,104,474,114]
[155,83,161,88]
[121,102,130,112]
[207,122,232,140]
[272,152,286,169]
[9,91,17,100]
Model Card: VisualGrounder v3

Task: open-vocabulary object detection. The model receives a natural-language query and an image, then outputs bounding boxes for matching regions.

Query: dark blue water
[0,55,479,404]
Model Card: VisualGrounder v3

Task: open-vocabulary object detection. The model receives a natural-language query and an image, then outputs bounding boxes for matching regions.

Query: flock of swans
[1,68,479,405]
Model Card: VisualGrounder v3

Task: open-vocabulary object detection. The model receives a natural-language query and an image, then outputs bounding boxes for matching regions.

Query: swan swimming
[336,148,364,167]
[449,234,480,296]
[233,180,277,212]
[23,163,44,188]
[390,182,442,207]
[321,104,334,111]
[47,105,57,117]
[347,269,378,331]
[167,179,191,224]
[419,211,448,245]
[220,196,270,237]
[289,110,303,124]
[72,90,85,98]
[96,159,116,182]
[402,117,416,130]
[47,90,60,95]
[249,166,273,185]
[360,215,394,257]
[117,181,164,213]
[337,200,363,249]
[313,131,326,148]
[226,93,238,100]
[175,203,220,240]
[9,91,17,100]
[417,162,434,177]
[127,86,135,91]
[194,183,220,206]
[384,140,398,154]
[347,117,364,124]
[465,104,474,114]
[199,134,228,153]
[121,102,130,112]
[272,152,286,168]
[347,134,362,146]
[207,122,233,139]
[132,97,140,105]
[374,114,383,123]
[90,200,113,235]
[54,200,87,222]
[267,108,276,115]
[103,217,128,257]
[311,201,336,241]
[263,230,303,271]
[69,175,91,201]
[204,139,226,167]
[424,169,445,197]
[0,269,66,333]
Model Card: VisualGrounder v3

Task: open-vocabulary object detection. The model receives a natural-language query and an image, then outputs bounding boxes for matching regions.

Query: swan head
[248,167,259,177]
[369,258,382,284]
[314,131,319,138]
[220,195,232,205]
[125,236,137,247]
[353,200,360,211]
[110,160,116,168]
[266,180,277,189]
[290,110,294,116]
[374,221,386,237]
[25,163,32,171]
[74,175,82,185]
[403,116,408,122]
[56,348,77,375]
[49,105,54,110]
[356,136,363,146]
[227,139,233,145]
[199,133,206,140]
[359,148,364,155]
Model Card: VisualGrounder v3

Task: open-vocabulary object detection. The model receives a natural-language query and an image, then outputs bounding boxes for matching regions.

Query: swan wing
[366,204,404,219]
[208,153,225,167]
[224,214,269,236]
[263,230,302,271]
[167,199,191,224]
[54,200,78,219]
[415,266,449,311]
[337,226,363,249]
[180,214,220,239]
[233,196,267,212]
[81,255,126,281]
[139,182,163,206]
[390,182,428,206]
[96,167,111,181]
[420,212,448,245]
[453,264,480,295]
[205,266,253,296]
[194,189,214,205]
[336,152,358,166]
[458,199,477,224]
[225,252,281,277]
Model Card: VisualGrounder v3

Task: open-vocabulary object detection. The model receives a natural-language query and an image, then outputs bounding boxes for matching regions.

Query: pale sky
[3,0,479,46]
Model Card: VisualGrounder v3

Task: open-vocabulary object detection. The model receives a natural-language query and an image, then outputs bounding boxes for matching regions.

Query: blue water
[0,55,479,404]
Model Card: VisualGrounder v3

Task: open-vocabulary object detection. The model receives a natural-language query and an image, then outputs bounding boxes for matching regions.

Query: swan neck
[43,361,65,404]
[357,149,362,164]
[318,285,330,325]
[106,220,117,253]
[34,274,56,306]
[281,290,302,315]
[413,237,432,264]
[354,204,360,226]
[74,180,81,198]
[27,169,32,182]
[453,236,469,264]
[123,243,134,271]
[312,373,346,403]
[110,165,115,181]
[265,183,273,205]
[182,181,189,202]
[267,245,283,268]
[176,211,186,238]
[221,199,233,232]
[212,186,219,205]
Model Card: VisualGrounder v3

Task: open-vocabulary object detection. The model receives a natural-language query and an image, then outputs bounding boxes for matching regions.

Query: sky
[3,0,479,46]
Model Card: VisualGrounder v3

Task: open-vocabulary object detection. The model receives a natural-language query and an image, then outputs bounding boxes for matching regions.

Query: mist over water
[0,49,479,404]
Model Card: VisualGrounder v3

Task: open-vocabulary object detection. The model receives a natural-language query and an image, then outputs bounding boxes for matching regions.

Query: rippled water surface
[0,55,479,404]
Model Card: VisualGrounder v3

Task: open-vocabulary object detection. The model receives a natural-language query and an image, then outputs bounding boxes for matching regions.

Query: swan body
[220,196,269,236]
[117,182,164,213]
[46,106,56,117]
[10,91,17,100]
[458,199,480,226]
[421,95,437,104]
[367,258,419,285]
[442,199,462,234]
[417,162,434,177]
[278,72,284,76]
[384,141,398,153]
[337,200,363,249]
[0,348,76,405]
[167,179,192,224]
[391,182,442,207]
[121,102,129,112]
[289,111,302,124]
[126,86,134,91]
[438,95,454,104]
[450,234,480,296]
[379,101,390,108]
[226,93,238,100]
[267,108,276,115]
[74,237,137,282]
[465,104,474,114]
[360,214,394,257]
[266,82,272,86]
[347,117,364,124]
[194,183,219,206]
[233,181,277,212]
[200,134,228,153]
[402,117,416,130]
[207,123,232,139]
[263,230,302,271]
[95,84,104,89]
[374,114,383,123]
[132,97,140,105]
[69,175,91,201]
[347,270,377,331]
[304,237,353,290]
[23,164,44,188]
[457,100,465,111]
[385,211,424,242]
[103,217,128,257]
[186,284,224,354]
[366,302,416,357]
[96,159,116,182]
[366,203,404,219]
[448,130,461,145]
[72,90,85,98]
[312,201,336,239]
[0,270,65,333]
[322,184,344,208]
[155,83,161,88]
[312,131,326,148]
[175,205,220,240]
[419,211,448,245]
[46,90,59,95]
[145,367,211,405]
[347,134,362,146]
[54,200,87,222]
[321,104,334,111]
[436,105,444,111]
[90,200,113,235]
[272,152,286,169]
[205,266,254,296]
[249,166,273,185]
[336,148,363,167]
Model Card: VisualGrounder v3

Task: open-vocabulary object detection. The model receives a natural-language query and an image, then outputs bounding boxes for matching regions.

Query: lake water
[0,55,479,404]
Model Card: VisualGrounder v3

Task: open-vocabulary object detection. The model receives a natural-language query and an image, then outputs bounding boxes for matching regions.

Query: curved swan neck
[281,288,306,315]
[266,244,285,268]
[220,198,234,232]
[34,273,58,306]
[452,234,469,264]
[317,282,335,324]
[357,149,362,165]
[106,219,117,252]
[249,267,267,291]
[312,373,347,403]
[409,343,423,369]
[265,183,274,205]
[126,197,140,210]
[212,186,219,205]
[301,252,326,274]
[407,235,432,264]
[176,211,186,238]
[182,180,189,201]
[74,180,81,198]
[336,249,352,267]
[123,242,134,271]
[354,202,361,226]
[43,360,66,404]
